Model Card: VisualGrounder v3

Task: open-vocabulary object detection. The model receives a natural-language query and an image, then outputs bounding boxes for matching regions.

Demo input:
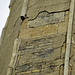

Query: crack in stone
[28,9,69,21]
[60,34,67,58]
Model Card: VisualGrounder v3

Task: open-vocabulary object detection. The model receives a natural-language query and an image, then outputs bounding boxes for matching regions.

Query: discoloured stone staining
[1,0,73,75]
[27,11,65,28]
[1,0,75,75]
[12,0,70,75]
[14,33,66,75]
[19,11,68,40]
[26,0,69,28]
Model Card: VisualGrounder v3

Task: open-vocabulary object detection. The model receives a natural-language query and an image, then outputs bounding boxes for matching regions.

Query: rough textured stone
[1,0,75,75]
[19,24,58,40]
[14,34,65,74]
[58,11,69,33]
[52,34,66,48]
[19,11,68,40]
[27,12,65,28]
[27,0,70,19]
[61,44,66,58]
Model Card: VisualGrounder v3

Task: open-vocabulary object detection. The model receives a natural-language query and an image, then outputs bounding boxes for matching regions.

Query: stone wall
[12,0,70,74]
[13,9,69,74]
[0,0,75,75]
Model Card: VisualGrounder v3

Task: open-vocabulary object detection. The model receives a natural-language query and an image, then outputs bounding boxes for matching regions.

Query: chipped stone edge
[6,39,21,75]
[0,28,6,46]
[20,0,29,20]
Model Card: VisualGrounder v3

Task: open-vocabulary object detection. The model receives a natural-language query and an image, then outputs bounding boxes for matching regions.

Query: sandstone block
[27,12,64,28]
[19,25,58,40]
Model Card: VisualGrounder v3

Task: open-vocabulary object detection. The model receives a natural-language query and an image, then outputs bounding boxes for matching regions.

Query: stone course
[1,0,75,75]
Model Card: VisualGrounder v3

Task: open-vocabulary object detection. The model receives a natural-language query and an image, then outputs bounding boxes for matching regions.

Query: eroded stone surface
[27,12,65,28]
[1,0,73,75]
[17,11,68,75]
[14,34,65,75]
[27,0,70,19]
[19,24,58,40]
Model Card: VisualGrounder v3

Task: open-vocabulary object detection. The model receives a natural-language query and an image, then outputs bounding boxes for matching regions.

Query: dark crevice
[69,55,74,60]
[20,14,29,21]
[28,9,69,21]
[60,33,67,58]
[73,33,75,34]
[20,16,25,21]
[65,32,67,44]
[60,47,62,58]
[59,64,64,75]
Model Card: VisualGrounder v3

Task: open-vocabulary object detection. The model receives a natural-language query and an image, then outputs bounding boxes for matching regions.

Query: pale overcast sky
[0,0,10,36]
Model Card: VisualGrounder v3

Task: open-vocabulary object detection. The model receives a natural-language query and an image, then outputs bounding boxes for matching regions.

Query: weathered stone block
[52,34,66,48]
[59,65,64,75]
[53,12,65,23]
[19,24,58,40]
[58,11,69,33]
[61,44,66,58]
[27,12,64,28]
[15,34,65,74]
[27,0,70,19]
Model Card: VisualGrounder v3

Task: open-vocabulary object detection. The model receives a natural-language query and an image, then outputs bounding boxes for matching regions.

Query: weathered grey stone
[15,34,64,74]
[9,0,15,9]
[52,34,66,48]
[61,44,66,58]
[27,12,65,28]
[53,12,65,24]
